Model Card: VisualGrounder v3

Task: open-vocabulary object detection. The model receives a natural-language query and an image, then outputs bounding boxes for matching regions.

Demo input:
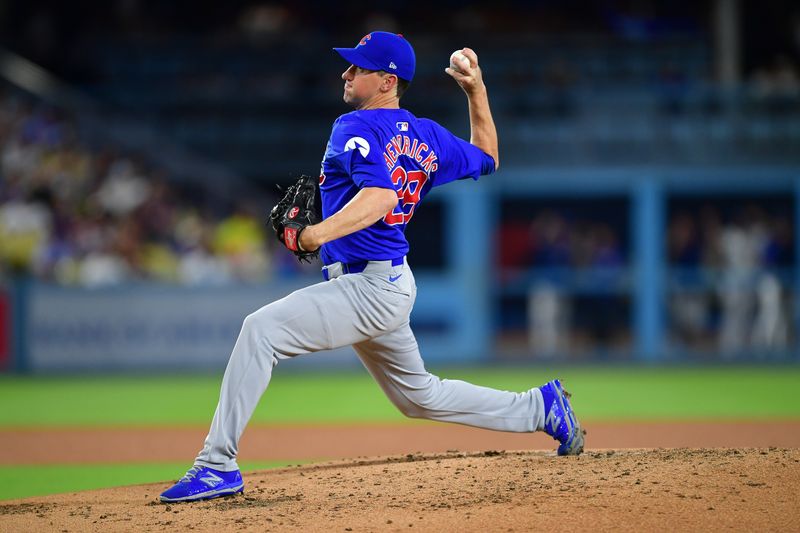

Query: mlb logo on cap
[334,31,416,82]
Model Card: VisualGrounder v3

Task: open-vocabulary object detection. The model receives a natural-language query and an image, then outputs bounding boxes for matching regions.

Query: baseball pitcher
[160,31,584,503]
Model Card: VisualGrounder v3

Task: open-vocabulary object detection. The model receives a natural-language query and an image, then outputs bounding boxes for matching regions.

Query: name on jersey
[383,135,439,173]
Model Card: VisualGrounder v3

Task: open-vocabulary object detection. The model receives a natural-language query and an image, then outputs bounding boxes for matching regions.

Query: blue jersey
[319,108,495,264]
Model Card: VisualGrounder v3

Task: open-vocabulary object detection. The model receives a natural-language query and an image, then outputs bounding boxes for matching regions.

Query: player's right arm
[445,47,499,170]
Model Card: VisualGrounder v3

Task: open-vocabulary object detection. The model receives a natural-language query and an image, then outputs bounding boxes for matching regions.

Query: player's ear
[382,73,398,95]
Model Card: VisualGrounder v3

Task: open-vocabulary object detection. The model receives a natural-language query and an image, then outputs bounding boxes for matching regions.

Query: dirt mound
[2,448,798,532]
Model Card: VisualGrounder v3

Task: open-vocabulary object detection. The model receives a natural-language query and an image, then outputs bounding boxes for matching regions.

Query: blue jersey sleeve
[424,119,496,188]
[330,116,394,190]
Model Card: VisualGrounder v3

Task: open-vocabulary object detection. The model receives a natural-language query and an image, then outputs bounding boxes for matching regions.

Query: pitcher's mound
[1,448,798,532]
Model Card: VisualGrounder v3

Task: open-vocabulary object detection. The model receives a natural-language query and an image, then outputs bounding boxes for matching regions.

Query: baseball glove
[269,174,320,263]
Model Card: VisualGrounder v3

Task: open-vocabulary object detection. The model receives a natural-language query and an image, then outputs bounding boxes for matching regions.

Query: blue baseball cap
[333,31,416,82]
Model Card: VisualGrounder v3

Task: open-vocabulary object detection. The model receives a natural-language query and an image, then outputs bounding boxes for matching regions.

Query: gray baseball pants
[195,259,546,472]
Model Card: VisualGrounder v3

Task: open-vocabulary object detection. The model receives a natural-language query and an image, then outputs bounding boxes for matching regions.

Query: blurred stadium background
[0,0,798,372]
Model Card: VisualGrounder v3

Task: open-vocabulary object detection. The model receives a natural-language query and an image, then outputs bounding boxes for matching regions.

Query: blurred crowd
[498,208,628,356]
[499,209,626,273]
[0,90,309,286]
[668,203,793,352]
[748,54,800,114]
[498,201,794,356]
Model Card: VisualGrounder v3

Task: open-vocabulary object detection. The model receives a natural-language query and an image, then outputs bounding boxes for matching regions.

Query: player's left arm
[299,186,397,251]
[446,47,499,170]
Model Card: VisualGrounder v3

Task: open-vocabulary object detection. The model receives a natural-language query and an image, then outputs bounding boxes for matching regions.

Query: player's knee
[394,396,428,419]
[240,309,278,354]
[397,403,424,419]
[395,376,442,417]
[242,304,279,334]
[240,312,262,339]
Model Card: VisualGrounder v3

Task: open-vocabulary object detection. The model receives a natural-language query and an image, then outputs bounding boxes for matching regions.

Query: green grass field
[0,461,298,501]
[1,366,799,501]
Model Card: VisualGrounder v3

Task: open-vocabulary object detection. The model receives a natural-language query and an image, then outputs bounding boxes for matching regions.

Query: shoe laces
[180,465,205,483]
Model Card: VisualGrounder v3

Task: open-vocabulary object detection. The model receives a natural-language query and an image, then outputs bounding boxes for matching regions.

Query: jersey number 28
[383,167,429,226]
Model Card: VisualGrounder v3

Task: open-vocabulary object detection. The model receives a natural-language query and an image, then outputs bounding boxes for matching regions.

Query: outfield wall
[10,277,482,372]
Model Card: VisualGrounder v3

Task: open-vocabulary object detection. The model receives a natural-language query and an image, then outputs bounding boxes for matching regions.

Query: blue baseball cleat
[539,379,585,456]
[159,466,244,503]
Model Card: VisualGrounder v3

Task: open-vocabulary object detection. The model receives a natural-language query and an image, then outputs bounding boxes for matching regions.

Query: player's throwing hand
[445,47,484,95]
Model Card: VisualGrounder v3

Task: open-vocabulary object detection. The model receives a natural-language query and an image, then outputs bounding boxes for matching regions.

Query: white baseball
[449,50,470,74]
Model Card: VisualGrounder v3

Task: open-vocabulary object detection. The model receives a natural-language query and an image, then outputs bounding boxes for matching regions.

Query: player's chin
[343,92,359,107]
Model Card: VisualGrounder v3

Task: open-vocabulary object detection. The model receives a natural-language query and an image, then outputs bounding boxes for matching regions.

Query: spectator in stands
[0,91,275,285]
[667,211,709,348]
[750,54,800,114]
[0,189,51,275]
[524,210,627,356]
[530,210,571,269]
[212,202,269,282]
[668,202,792,354]
[526,210,571,356]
